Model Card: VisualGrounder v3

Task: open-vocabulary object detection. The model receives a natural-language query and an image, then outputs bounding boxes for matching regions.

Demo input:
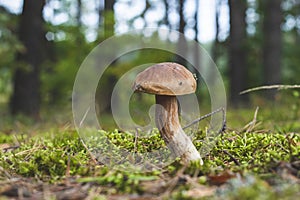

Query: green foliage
[207,131,299,173]
[0,8,21,68]
[0,0,300,198]
[79,171,158,194]
[104,129,164,153]
[0,133,14,144]
[41,25,93,105]
[0,8,21,101]
[0,103,300,198]
[0,130,90,181]
[1,116,299,181]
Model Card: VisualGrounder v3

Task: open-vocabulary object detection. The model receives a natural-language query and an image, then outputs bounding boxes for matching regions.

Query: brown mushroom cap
[133,62,196,96]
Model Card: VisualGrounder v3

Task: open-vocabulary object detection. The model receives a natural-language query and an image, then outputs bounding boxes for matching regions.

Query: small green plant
[291,90,300,120]
[0,130,91,181]
[78,170,158,193]
[0,103,299,198]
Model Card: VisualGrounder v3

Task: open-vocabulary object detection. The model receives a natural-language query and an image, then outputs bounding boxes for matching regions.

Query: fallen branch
[240,84,300,95]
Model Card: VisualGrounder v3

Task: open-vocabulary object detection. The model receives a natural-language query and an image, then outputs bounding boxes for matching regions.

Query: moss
[0,104,299,197]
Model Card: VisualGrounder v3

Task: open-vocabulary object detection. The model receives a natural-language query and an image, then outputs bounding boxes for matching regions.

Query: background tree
[175,0,188,66]
[282,0,300,84]
[0,7,20,101]
[228,0,248,106]
[76,0,82,27]
[262,0,282,99]
[193,0,200,72]
[212,0,222,62]
[96,0,117,113]
[0,0,299,119]
[104,0,116,38]
[10,0,46,118]
[162,0,170,28]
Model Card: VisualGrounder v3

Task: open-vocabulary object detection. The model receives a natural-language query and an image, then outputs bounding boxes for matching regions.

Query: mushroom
[133,62,203,165]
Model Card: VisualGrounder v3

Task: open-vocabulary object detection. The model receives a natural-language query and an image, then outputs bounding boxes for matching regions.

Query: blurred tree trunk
[175,0,187,66]
[212,0,221,61]
[207,0,222,87]
[262,0,282,99]
[76,0,84,45]
[76,0,82,27]
[228,0,249,106]
[104,0,115,38]
[178,0,185,36]
[10,0,46,118]
[162,0,170,27]
[140,0,151,27]
[96,0,116,114]
[76,0,82,28]
[97,0,102,29]
[193,0,200,70]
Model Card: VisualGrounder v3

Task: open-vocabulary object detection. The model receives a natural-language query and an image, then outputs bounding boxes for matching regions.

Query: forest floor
[0,98,300,200]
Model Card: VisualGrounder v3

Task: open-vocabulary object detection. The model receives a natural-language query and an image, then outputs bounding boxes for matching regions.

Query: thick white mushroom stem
[155,95,203,165]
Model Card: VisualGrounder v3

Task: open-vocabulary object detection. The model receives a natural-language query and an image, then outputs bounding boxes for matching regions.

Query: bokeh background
[0,0,299,124]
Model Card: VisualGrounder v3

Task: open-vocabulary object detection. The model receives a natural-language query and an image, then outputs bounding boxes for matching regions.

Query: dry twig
[243,107,260,133]
[240,84,300,95]
[183,107,226,133]
[222,150,240,166]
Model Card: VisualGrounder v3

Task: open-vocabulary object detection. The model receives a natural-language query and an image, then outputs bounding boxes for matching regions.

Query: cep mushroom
[133,62,203,165]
